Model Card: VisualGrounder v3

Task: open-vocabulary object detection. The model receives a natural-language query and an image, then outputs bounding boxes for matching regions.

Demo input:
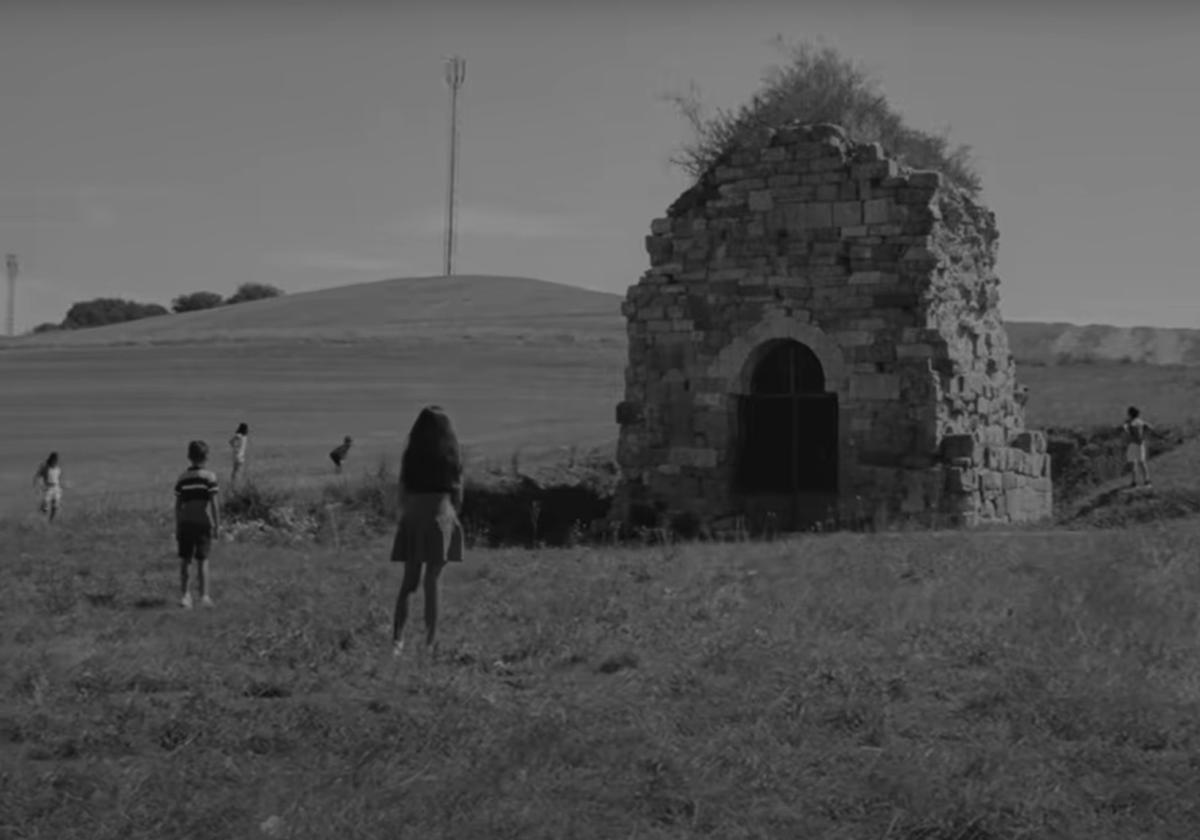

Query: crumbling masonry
[613,122,1052,532]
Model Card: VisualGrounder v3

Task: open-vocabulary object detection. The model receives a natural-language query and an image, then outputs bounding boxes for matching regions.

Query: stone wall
[613,122,1052,530]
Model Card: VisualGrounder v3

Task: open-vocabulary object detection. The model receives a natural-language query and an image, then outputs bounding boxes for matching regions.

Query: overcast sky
[3,0,1198,332]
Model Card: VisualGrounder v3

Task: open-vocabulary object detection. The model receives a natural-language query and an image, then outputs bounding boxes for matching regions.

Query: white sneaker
[392,639,405,658]
[180,592,193,609]
[201,596,214,609]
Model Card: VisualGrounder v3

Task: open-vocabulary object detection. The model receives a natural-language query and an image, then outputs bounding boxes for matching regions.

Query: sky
[2,0,1199,333]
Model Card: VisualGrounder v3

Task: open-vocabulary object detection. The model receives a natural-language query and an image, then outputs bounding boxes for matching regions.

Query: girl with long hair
[390,405,465,659]
[229,422,249,486]
[33,451,63,523]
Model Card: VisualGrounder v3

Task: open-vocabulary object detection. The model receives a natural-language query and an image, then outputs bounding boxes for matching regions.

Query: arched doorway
[735,340,839,498]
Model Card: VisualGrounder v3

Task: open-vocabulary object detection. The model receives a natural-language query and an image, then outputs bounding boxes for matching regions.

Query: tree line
[31,282,285,334]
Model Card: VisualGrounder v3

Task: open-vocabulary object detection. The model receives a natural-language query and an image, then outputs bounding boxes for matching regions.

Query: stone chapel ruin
[612,122,1052,532]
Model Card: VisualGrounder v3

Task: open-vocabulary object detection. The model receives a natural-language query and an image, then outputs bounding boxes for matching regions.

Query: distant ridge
[1006,321,1200,367]
[5,275,624,349]
[3,273,1195,365]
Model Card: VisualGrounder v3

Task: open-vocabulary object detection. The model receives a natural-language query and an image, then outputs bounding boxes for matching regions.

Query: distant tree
[226,282,284,305]
[60,298,169,330]
[171,291,225,313]
[31,322,62,334]
[661,35,982,196]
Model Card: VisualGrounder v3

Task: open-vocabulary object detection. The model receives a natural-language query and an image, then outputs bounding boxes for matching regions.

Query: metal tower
[5,253,17,337]
[442,55,466,277]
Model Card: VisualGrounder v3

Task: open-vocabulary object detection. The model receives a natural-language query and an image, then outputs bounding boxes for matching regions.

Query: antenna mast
[442,55,466,277]
[5,253,17,337]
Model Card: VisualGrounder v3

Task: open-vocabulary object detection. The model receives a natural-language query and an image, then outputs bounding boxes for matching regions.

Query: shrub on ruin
[663,35,982,196]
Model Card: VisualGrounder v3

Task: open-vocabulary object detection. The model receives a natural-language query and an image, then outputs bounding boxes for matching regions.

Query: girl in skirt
[391,406,465,658]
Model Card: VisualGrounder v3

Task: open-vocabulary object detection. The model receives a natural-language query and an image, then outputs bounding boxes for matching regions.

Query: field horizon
[4,273,1200,518]
[6,274,1200,838]
[6,272,1200,367]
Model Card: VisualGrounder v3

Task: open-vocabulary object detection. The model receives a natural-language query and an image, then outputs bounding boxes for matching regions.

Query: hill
[1006,321,1200,366]
[2,275,625,349]
[4,274,1196,366]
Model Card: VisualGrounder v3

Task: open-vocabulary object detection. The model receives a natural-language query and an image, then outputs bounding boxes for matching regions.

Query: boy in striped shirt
[175,440,221,609]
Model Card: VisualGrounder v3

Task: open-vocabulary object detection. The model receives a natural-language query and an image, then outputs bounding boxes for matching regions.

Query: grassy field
[6,276,1200,836]
[5,335,1199,519]
[3,275,625,350]
[5,273,1199,517]
[5,511,1200,838]
[1017,362,1200,430]
[0,337,624,517]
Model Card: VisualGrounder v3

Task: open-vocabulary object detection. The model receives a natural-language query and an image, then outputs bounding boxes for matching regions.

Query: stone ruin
[612,122,1052,533]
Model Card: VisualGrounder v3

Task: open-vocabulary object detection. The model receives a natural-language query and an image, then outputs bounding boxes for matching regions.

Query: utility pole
[443,55,466,277]
[5,253,17,337]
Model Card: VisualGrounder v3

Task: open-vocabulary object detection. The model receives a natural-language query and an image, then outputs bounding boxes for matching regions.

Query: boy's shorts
[1126,442,1147,464]
[177,522,214,561]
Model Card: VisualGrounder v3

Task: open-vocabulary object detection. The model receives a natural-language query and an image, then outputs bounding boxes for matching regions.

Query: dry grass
[4,510,1200,838]
[4,275,624,350]
[0,338,623,517]
[4,333,1197,519]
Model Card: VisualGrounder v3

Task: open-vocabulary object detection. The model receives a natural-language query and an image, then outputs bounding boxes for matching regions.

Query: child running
[32,452,63,523]
[329,435,353,473]
[229,422,249,486]
[391,406,465,659]
[1121,406,1155,489]
[174,440,221,609]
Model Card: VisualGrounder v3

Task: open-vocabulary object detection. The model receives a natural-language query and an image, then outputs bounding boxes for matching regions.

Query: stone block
[650,218,672,235]
[617,400,646,427]
[748,190,774,212]
[667,448,718,469]
[850,373,901,401]
[940,434,979,462]
[896,343,933,359]
[849,271,898,285]
[908,171,943,189]
[836,330,874,347]
[833,201,863,227]
[810,156,845,173]
[802,202,833,229]
[1010,430,1047,454]
[946,467,976,494]
[863,198,895,225]
[852,161,889,181]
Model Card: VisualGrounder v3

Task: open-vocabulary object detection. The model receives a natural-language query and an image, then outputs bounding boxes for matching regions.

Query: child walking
[229,422,249,486]
[329,436,353,473]
[174,440,221,609]
[33,452,63,523]
[391,406,465,659]
[1121,406,1155,489]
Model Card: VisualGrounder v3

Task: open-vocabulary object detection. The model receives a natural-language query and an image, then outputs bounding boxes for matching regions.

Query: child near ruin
[174,440,221,608]
[33,452,63,523]
[390,406,465,659]
[229,422,249,486]
[329,436,353,473]
[1121,406,1155,489]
